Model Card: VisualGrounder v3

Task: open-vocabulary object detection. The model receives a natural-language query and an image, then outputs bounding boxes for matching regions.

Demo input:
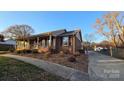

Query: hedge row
[0,44,15,51]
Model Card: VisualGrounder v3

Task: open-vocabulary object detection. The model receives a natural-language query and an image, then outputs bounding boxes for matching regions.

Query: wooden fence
[112,48,124,59]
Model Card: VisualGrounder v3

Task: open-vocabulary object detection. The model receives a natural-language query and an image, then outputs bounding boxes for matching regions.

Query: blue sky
[0,11,106,42]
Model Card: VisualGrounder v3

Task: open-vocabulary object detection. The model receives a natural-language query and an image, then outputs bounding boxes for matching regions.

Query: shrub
[0,44,15,51]
[67,55,76,62]
[9,48,15,52]
[73,52,80,57]
[26,50,32,53]
[49,48,58,54]
[40,51,45,54]
[32,49,38,53]
[43,52,51,59]
[59,51,64,57]
[16,49,32,54]
[16,50,23,54]
[16,50,21,54]
[61,47,69,54]
[78,49,85,54]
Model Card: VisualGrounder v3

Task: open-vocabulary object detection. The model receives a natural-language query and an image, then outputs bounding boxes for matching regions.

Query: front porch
[16,35,76,54]
[16,33,56,53]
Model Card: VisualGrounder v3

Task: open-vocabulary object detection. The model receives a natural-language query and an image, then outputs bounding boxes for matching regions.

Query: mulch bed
[13,53,88,73]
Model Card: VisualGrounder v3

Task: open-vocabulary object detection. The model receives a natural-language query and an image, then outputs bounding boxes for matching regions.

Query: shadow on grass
[0,56,66,81]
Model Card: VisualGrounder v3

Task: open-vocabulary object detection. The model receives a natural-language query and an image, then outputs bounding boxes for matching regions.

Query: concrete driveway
[88,51,124,81]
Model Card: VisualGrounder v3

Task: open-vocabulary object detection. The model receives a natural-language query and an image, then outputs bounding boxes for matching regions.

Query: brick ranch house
[16,29,83,54]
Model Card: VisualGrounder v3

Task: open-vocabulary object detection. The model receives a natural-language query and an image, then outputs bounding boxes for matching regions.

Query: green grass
[0,56,65,81]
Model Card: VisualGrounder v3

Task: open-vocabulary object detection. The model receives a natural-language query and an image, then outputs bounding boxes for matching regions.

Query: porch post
[49,32,52,48]
[33,40,35,49]
[18,41,20,50]
[37,37,39,48]
[28,39,30,49]
[54,37,56,49]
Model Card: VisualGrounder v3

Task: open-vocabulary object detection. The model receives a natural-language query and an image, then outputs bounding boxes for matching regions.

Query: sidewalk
[0,54,89,81]
[88,51,124,80]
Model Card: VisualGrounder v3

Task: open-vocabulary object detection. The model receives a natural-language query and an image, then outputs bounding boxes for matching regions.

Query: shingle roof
[0,39,16,45]
[59,31,75,37]
[16,29,82,40]
[30,29,66,38]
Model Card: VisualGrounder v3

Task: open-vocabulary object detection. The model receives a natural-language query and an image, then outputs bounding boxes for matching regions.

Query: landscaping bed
[13,52,88,73]
[0,56,66,81]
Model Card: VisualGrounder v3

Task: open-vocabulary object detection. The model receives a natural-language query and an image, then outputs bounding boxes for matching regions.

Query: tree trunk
[118,34,124,47]
[113,39,118,48]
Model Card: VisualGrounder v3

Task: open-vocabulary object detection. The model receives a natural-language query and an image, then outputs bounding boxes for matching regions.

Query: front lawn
[0,56,65,81]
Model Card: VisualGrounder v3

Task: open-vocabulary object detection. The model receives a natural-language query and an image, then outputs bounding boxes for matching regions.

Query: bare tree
[111,12,124,46]
[2,24,34,39]
[1,24,34,49]
[84,32,96,51]
[94,12,124,47]
[84,33,95,44]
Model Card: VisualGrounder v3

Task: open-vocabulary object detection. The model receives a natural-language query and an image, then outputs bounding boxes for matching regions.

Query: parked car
[94,47,103,52]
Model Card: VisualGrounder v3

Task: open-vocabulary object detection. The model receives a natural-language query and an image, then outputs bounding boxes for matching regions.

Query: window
[45,39,49,47]
[63,37,69,46]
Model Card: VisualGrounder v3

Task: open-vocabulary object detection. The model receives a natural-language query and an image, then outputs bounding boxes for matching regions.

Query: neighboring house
[0,34,4,42]
[16,29,82,54]
[0,39,16,46]
[0,39,16,51]
[94,41,115,51]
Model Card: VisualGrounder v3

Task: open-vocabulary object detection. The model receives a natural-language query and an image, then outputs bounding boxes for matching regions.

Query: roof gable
[51,29,66,36]
[59,31,75,37]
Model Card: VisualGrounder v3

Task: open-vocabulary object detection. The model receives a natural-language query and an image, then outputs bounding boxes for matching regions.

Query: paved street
[88,51,124,80]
